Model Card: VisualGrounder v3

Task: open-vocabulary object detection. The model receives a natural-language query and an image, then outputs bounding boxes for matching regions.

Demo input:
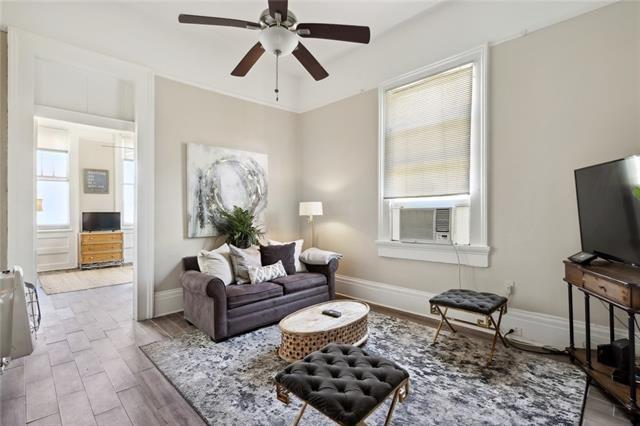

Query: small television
[82,212,121,232]
[574,156,640,266]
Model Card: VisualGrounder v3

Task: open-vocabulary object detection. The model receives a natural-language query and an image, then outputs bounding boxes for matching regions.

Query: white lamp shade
[299,201,323,217]
[259,26,298,56]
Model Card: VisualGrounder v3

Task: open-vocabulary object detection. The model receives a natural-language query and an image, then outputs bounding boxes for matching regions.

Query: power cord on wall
[449,240,564,355]
[451,241,462,289]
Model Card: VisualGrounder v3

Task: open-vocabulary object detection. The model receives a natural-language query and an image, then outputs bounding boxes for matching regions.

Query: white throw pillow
[269,239,306,272]
[228,245,261,284]
[248,260,287,284]
[197,244,234,285]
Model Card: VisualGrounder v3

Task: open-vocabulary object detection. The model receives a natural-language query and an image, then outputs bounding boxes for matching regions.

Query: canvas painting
[186,143,268,238]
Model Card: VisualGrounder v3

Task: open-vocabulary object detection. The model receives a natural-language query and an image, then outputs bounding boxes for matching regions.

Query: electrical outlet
[504,280,515,296]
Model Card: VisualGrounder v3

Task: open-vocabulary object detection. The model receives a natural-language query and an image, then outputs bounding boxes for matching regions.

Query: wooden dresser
[79,231,124,269]
[564,260,640,419]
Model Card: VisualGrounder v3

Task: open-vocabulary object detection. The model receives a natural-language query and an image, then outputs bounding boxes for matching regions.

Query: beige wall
[298,2,640,322]
[79,139,116,213]
[154,77,301,292]
[0,31,6,270]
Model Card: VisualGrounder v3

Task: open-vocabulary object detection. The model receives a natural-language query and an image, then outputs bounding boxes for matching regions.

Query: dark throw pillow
[260,242,296,275]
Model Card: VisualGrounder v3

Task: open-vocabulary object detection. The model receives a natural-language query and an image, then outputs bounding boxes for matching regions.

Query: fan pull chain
[275,52,280,102]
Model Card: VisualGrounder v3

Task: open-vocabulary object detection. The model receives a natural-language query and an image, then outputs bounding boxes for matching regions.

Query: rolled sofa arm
[181,271,227,302]
[302,258,339,300]
[180,271,228,341]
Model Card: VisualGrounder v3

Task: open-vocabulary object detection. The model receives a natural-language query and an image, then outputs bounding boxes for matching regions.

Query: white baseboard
[153,276,628,349]
[336,274,627,349]
[154,288,183,317]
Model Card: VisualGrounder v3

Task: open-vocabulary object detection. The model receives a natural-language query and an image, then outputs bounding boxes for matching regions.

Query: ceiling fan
[179,0,371,100]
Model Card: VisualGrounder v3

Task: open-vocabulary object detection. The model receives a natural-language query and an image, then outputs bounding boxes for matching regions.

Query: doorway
[34,118,136,296]
[7,28,155,319]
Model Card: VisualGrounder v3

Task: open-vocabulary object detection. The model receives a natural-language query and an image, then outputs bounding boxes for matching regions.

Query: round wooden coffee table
[278,300,370,363]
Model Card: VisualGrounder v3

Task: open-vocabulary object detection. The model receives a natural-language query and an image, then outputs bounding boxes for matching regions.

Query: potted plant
[218,207,264,248]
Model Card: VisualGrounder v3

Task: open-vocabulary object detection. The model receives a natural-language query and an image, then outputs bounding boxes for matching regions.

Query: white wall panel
[35,59,87,113]
[35,58,134,122]
[36,231,75,272]
[124,229,135,264]
[87,73,134,121]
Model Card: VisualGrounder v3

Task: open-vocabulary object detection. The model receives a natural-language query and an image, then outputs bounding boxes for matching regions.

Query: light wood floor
[1,284,632,425]
[0,283,204,426]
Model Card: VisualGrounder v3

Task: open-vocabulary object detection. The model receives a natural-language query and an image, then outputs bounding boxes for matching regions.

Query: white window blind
[384,63,473,199]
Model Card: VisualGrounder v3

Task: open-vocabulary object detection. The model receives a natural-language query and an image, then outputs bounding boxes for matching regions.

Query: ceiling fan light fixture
[179,0,371,85]
[259,26,298,56]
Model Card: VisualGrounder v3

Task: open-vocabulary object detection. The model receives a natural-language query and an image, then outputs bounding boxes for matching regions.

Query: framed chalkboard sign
[84,169,109,194]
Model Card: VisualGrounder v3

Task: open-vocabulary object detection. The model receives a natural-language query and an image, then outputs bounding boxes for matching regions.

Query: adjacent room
[36,119,135,295]
[0,1,639,425]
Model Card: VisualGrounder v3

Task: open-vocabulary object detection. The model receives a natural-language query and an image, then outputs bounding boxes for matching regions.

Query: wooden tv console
[79,231,124,269]
[564,259,640,419]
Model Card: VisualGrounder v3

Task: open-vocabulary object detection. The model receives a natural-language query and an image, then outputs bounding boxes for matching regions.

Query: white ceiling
[124,1,439,77]
[1,1,614,112]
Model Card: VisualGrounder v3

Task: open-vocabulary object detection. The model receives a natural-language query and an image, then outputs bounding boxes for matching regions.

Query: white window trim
[376,45,489,267]
[114,133,135,229]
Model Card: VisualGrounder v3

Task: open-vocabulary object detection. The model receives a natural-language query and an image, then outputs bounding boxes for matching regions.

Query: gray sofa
[180,256,339,342]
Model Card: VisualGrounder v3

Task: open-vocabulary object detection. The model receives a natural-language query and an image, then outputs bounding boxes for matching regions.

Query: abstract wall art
[186,143,268,238]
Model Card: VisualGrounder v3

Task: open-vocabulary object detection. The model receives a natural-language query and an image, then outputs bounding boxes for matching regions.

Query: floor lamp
[299,202,323,247]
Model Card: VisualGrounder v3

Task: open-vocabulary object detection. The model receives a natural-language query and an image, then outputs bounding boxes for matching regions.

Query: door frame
[7,27,155,320]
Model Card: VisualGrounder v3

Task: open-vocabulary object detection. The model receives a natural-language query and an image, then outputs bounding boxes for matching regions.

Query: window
[36,125,71,229]
[36,149,70,228]
[121,137,135,227]
[377,46,488,267]
[384,64,472,199]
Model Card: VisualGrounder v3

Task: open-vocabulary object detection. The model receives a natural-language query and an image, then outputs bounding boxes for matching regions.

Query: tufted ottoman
[275,343,410,426]
[429,288,509,366]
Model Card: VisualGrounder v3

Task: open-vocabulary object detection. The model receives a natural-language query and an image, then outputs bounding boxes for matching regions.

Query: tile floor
[0,283,204,426]
[0,283,635,425]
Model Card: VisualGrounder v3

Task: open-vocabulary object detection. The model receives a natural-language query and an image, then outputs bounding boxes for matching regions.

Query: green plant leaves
[634,186,640,201]
[217,206,264,248]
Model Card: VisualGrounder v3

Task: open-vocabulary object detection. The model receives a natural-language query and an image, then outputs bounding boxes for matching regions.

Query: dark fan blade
[178,14,261,30]
[296,23,370,44]
[268,0,288,22]
[231,43,266,77]
[292,42,328,81]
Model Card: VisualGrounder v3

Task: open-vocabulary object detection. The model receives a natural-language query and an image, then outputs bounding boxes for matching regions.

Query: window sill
[37,227,73,234]
[375,240,490,267]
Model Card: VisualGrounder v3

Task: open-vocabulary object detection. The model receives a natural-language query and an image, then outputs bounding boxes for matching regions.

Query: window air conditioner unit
[391,207,452,244]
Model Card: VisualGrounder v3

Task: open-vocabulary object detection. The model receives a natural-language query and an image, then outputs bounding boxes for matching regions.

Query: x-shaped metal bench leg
[432,306,457,344]
[486,305,508,366]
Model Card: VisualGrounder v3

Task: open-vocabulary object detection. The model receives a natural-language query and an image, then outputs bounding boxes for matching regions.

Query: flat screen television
[575,156,640,266]
[82,212,121,232]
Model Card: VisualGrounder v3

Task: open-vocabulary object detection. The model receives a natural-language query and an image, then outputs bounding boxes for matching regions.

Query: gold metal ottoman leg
[433,306,456,344]
[383,390,400,426]
[486,305,505,367]
[293,402,307,426]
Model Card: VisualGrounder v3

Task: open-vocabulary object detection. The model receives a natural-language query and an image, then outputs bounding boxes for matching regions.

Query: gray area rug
[140,311,585,425]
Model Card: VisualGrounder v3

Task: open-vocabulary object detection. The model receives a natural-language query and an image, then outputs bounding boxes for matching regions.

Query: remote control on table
[322,309,342,318]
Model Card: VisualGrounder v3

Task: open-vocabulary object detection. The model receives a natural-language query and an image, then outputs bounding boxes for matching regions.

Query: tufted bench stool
[429,288,509,366]
[275,343,410,425]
